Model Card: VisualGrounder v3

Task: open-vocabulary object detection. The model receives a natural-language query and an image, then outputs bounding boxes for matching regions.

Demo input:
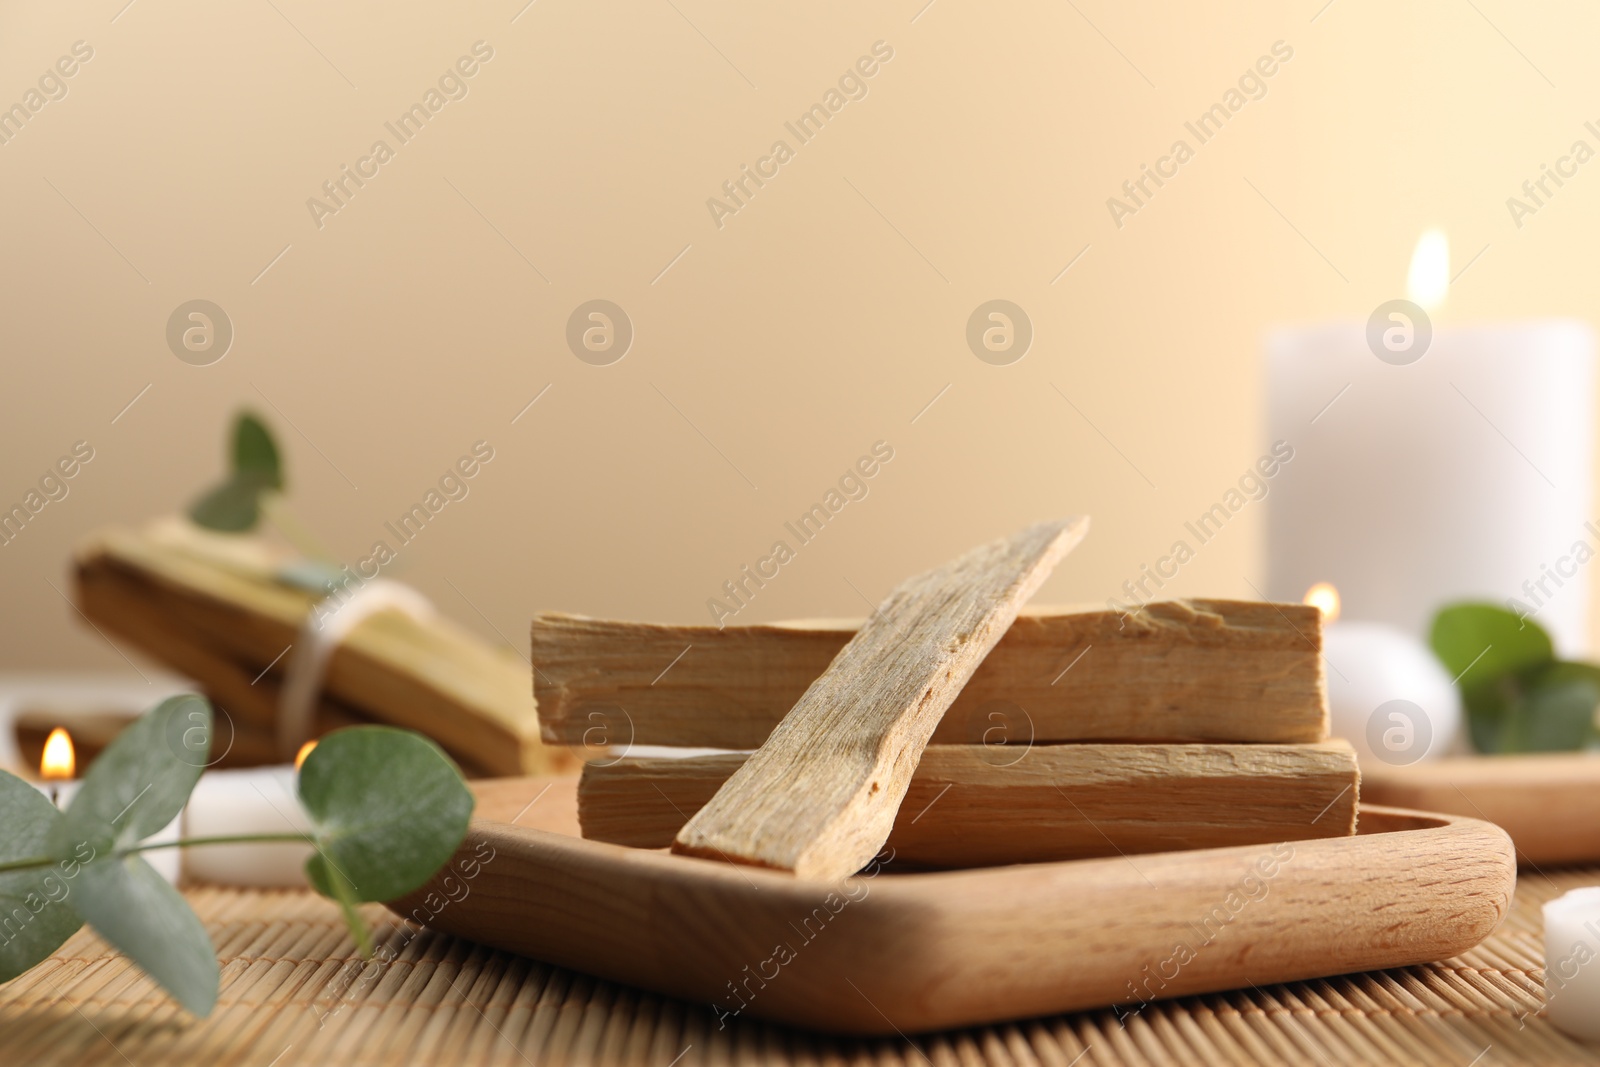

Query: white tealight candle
[1544,887,1600,1040]
[1308,584,1461,767]
[181,766,312,888]
[1324,622,1461,766]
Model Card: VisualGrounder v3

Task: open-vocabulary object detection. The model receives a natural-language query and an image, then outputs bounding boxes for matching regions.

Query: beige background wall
[3,0,1598,668]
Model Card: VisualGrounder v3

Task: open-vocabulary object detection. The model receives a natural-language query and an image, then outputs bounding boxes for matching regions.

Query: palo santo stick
[671,518,1089,880]
[531,599,1327,749]
[586,742,1360,865]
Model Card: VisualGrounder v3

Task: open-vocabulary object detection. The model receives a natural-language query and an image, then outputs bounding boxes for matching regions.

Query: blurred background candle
[1266,233,1596,656]
[1307,583,1460,766]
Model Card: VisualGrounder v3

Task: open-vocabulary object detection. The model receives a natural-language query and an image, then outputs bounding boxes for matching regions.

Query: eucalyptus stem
[126,832,316,852]
[0,832,316,875]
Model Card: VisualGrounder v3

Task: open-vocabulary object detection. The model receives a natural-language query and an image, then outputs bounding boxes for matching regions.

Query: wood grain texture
[1362,753,1600,864]
[531,599,1327,749]
[72,523,574,777]
[672,518,1090,879]
[397,781,1515,1036]
[580,742,1359,865]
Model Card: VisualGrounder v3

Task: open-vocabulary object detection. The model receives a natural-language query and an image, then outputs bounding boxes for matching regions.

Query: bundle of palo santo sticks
[70,519,574,778]
[536,517,1357,878]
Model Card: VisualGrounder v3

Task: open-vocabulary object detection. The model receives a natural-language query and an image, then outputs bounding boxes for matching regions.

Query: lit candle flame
[40,728,75,781]
[1406,229,1449,312]
[1303,582,1341,625]
[294,739,318,770]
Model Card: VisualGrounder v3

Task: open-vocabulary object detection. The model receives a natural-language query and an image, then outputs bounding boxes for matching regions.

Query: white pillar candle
[1266,319,1595,654]
[181,766,312,888]
[1322,620,1460,767]
[1544,887,1600,1040]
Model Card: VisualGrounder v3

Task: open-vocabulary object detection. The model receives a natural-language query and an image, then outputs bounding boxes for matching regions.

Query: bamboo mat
[3,867,1598,1067]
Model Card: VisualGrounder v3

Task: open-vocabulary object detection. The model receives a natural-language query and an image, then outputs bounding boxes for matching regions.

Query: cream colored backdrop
[3,0,1598,668]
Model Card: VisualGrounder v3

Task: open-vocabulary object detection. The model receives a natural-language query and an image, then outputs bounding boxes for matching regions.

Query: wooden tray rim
[391,800,1516,1035]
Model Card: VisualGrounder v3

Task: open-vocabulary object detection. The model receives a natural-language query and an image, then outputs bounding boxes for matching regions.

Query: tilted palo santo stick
[585,742,1360,865]
[72,521,572,777]
[531,599,1327,749]
[672,518,1089,880]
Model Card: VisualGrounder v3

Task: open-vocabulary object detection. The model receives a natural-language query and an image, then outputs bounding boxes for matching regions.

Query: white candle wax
[1322,621,1460,767]
[34,778,78,809]
[181,766,312,888]
[1266,320,1595,655]
[1544,887,1600,1040]
[33,779,182,884]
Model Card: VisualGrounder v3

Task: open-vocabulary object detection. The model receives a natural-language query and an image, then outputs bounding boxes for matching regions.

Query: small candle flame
[294,739,318,770]
[40,728,75,781]
[1406,229,1449,312]
[1303,582,1341,624]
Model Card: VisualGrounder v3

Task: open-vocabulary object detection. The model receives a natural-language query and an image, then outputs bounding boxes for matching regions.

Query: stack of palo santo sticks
[67,514,1355,879]
[535,517,1358,877]
[70,519,573,778]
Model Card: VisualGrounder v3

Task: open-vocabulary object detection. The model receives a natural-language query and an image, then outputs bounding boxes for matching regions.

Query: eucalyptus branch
[0,695,473,1016]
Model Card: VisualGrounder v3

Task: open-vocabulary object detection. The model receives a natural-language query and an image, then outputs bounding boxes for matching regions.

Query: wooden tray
[392,776,1515,1036]
[1363,753,1600,865]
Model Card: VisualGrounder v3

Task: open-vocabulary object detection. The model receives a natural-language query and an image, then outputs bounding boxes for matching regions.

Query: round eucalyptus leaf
[72,853,218,1016]
[298,727,473,903]
[1430,602,1554,693]
[232,412,283,489]
[0,774,84,983]
[1509,661,1600,753]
